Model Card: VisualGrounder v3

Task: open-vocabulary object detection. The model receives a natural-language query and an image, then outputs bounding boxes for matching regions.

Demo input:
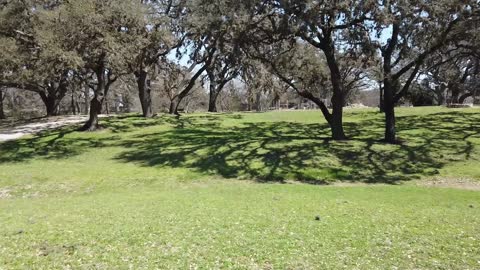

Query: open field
[1,107,480,268]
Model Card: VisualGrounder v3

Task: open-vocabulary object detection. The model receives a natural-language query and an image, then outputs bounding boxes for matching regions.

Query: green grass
[1,107,480,268]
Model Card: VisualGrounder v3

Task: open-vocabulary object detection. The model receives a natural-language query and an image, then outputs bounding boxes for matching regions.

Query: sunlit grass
[0,107,479,268]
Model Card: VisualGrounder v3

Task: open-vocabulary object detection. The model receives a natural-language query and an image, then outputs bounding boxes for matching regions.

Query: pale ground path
[0,115,90,142]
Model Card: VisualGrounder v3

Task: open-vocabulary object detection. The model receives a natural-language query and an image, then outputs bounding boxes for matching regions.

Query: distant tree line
[0,0,478,143]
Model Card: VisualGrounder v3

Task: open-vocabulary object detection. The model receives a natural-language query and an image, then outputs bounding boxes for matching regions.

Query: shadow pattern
[1,111,479,184]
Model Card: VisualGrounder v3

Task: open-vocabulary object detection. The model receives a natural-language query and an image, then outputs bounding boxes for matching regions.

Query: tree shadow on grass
[0,113,241,164]
[114,111,480,184]
[0,111,478,185]
[0,127,120,163]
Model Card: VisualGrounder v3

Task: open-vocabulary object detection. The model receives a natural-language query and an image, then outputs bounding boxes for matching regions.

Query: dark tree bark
[0,89,5,119]
[208,85,220,112]
[172,64,209,115]
[450,85,461,104]
[208,73,219,112]
[321,47,347,140]
[459,93,473,104]
[169,100,177,114]
[81,55,114,131]
[39,91,61,117]
[135,70,154,118]
[81,68,105,131]
[208,80,228,113]
[383,86,396,143]
[70,90,76,115]
[84,84,90,115]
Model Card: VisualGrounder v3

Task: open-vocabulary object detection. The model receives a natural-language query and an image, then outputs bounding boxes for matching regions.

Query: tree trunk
[136,70,154,118]
[384,102,396,143]
[82,97,102,131]
[84,84,90,115]
[169,100,177,115]
[0,89,5,119]
[435,85,446,106]
[208,93,219,112]
[209,82,231,113]
[71,91,76,115]
[81,60,107,131]
[323,47,347,140]
[39,92,60,117]
[379,81,385,112]
[383,80,397,143]
[255,92,262,112]
[330,92,346,140]
[450,86,461,104]
[459,93,473,104]
[105,96,110,115]
[75,101,81,115]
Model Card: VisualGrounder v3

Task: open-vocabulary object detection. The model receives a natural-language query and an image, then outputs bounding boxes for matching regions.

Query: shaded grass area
[0,108,480,268]
[0,108,479,185]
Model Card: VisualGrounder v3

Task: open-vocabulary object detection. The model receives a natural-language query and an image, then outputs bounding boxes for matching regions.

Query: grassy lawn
[1,107,479,268]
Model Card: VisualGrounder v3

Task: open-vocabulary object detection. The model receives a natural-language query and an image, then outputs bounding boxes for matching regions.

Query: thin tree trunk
[84,84,90,115]
[105,96,110,115]
[136,70,154,118]
[173,65,208,115]
[379,81,385,113]
[71,90,76,115]
[75,101,81,115]
[0,89,5,119]
[459,93,473,104]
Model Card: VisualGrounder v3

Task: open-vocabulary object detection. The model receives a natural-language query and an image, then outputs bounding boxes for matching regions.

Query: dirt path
[419,177,480,191]
[0,116,89,142]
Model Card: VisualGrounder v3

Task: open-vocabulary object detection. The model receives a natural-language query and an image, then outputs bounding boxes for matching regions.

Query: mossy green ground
[1,107,479,269]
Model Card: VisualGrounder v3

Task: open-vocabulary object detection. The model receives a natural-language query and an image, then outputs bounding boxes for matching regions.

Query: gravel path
[0,116,89,142]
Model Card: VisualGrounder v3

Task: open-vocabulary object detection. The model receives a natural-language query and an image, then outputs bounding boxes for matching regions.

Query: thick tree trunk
[384,102,396,143]
[208,93,219,112]
[136,70,154,118]
[81,60,107,131]
[324,47,347,140]
[169,100,177,115]
[82,97,102,131]
[255,92,262,112]
[39,92,60,117]
[0,89,5,119]
[383,80,397,143]
[330,92,346,140]
[450,86,461,104]
[208,82,219,112]
[247,96,252,111]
